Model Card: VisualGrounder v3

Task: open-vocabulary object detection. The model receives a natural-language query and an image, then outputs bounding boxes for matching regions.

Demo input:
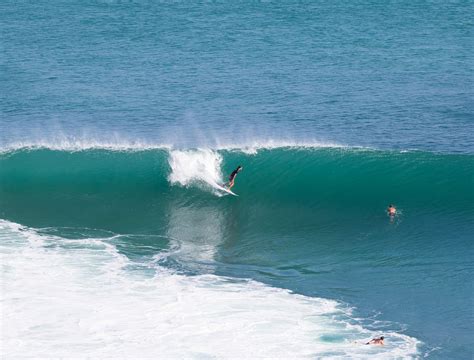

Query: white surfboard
[213,183,238,196]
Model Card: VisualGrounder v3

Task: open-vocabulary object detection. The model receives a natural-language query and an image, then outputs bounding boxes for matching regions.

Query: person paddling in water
[366,336,384,346]
[387,204,397,216]
[226,165,242,190]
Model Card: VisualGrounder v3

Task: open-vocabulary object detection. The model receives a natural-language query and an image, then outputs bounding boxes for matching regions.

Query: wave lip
[212,138,351,154]
[0,219,420,358]
[0,136,353,154]
[0,138,173,154]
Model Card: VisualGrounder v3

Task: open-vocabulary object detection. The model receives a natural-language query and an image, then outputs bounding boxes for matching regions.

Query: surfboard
[214,183,238,196]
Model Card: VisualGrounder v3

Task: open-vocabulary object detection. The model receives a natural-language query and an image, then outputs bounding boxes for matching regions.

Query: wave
[1,146,472,222]
[1,146,471,358]
[0,219,420,358]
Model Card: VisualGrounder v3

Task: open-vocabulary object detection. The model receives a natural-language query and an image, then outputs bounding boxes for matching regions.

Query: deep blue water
[1,1,473,359]
[1,0,472,151]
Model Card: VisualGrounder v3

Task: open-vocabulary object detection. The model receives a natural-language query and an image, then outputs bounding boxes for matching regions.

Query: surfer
[227,165,243,190]
[366,336,384,346]
[387,204,396,216]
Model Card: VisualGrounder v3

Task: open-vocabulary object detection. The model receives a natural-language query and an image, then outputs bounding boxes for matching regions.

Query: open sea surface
[1,1,473,358]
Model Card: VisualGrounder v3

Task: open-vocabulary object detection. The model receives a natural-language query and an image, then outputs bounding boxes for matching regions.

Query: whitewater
[0,219,418,358]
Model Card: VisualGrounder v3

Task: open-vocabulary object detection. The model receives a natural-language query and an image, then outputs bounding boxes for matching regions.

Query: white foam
[168,149,225,193]
[0,219,420,358]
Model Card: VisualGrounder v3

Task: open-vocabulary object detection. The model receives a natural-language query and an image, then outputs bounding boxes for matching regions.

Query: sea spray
[168,149,224,189]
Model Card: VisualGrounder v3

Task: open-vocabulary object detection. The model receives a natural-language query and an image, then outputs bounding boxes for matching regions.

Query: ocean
[1,1,473,359]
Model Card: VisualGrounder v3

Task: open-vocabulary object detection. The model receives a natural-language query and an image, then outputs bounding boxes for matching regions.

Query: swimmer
[366,336,384,346]
[227,165,243,190]
[387,204,397,216]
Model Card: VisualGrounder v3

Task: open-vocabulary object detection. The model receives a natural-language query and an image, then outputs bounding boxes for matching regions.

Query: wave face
[1,146,473,358]
[0,147,472,226]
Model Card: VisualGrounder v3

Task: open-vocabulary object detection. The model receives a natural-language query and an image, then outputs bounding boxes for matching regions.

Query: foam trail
[0,220,420,358]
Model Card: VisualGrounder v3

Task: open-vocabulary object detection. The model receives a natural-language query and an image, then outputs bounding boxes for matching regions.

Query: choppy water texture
[1,0,473,152]
[1,1,473,359]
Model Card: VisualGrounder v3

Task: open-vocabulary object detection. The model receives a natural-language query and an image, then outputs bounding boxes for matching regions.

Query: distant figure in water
[227,165,243,190]
[387,204,397,216]
[366,336,384,346]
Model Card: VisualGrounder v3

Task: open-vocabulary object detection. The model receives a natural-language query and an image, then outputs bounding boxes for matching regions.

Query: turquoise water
[1,1,473,359]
